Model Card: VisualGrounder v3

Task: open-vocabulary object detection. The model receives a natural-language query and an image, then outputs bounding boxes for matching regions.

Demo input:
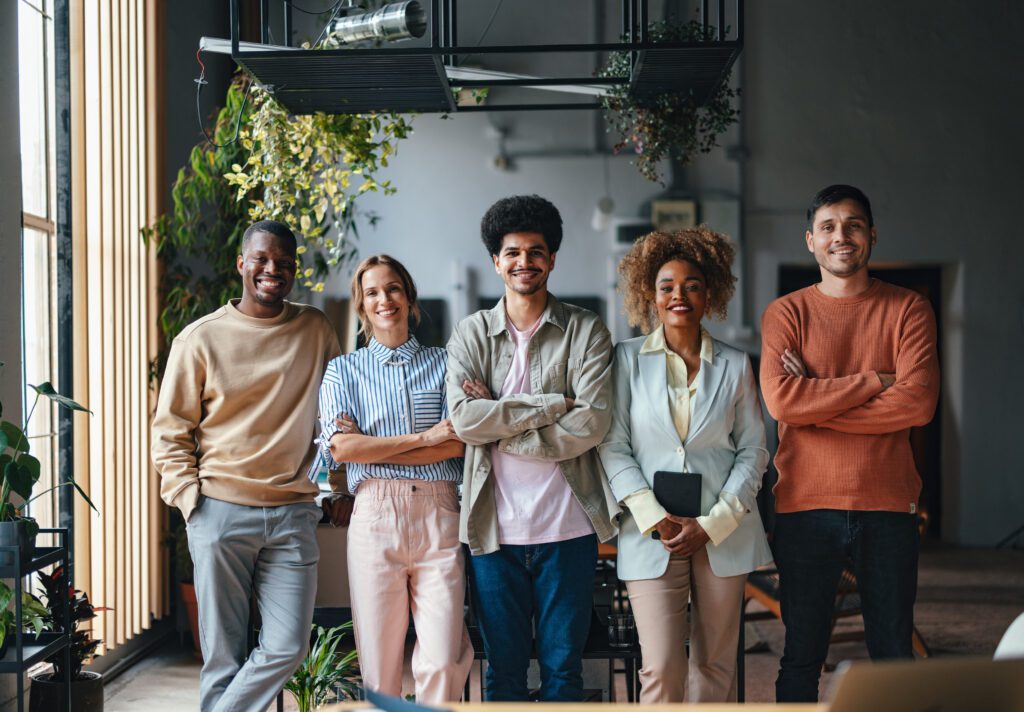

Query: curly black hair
[618,227,737,333]
[480,195,563,256]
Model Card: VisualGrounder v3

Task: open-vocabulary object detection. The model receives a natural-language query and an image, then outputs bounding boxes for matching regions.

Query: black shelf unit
[227,0,744,115]
[0,529,72,712]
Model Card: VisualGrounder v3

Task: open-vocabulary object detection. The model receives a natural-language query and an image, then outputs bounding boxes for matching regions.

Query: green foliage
[225,86,412,293]
[145,74,411,377]
[142,74,254,367]
[0,580,49,652]
[0,380,97,531]
[285,622,361,712]
[598,19,740,183]
[37,566,109,681]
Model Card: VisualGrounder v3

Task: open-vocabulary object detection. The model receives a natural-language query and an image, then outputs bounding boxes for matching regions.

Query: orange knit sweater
[760,279,940,514]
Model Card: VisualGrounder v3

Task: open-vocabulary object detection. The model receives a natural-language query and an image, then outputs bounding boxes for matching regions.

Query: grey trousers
[186,495,321,712]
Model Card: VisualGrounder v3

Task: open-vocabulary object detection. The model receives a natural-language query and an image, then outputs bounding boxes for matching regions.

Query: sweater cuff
[696,491,745,546]
[175,483,202,523]
[623,488,668,535]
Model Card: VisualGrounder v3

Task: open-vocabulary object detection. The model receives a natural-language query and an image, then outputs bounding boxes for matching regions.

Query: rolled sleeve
[696,491,746,546]
[623,488,668,535]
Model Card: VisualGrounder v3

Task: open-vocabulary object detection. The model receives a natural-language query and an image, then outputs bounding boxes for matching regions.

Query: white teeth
[378,309,398,316]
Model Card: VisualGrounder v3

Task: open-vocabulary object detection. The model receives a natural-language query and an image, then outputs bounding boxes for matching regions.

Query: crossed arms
[760,297,940,434]
[445,318,613,460]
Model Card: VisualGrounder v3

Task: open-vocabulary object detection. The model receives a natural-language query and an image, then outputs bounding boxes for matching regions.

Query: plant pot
[0,519,36,569]
[180,581,203,661]
[29,670,103,712]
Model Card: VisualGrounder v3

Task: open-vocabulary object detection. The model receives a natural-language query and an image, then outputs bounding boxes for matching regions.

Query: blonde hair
[617,227,736,333]
[350,254,422,341]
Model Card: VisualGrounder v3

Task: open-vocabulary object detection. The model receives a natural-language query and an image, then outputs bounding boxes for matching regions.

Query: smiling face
[493,232,556,297]
[806,198,877,279]
[359,264,412,341]
[654,259,707,329]
[236,231,297,316]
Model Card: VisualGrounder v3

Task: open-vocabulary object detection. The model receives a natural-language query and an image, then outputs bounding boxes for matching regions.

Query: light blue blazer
[598,335,773,580]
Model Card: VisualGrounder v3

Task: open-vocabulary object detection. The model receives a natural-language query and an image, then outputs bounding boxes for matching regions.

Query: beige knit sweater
[153,300,341,520]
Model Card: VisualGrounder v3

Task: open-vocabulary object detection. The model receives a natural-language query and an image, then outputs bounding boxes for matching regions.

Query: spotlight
[328,1,427,46]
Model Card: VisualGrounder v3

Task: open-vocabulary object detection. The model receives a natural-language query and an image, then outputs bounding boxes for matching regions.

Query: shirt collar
[639,325,715,365]
[486,293,568,337]
[367,334,421,364]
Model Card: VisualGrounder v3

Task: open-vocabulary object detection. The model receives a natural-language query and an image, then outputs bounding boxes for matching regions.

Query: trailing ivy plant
[145,74,412,375]
[142,74,253,372]
[598,19,739,184]
[225,84,412,293]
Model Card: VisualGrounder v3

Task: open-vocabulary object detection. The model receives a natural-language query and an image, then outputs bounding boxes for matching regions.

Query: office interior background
[2,0,1023,708]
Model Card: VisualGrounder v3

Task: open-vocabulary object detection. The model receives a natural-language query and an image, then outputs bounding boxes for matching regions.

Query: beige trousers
[625,547,747,703]
[347,479,474,703]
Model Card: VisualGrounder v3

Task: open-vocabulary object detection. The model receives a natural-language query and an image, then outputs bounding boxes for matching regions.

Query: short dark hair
[481,195,563,256]
[806,184,874,229]
[242,220,297,254]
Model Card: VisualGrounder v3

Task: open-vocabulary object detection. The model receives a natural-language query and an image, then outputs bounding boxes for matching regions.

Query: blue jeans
[773,509,919,702]
[467,534,597,701]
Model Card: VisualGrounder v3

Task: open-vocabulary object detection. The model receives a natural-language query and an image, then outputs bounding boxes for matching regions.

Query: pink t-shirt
[490,316,595,545]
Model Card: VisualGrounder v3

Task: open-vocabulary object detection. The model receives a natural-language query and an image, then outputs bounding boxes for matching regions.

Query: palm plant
[285,622,361,712]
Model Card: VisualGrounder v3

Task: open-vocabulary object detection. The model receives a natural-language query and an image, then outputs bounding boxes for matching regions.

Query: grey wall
[740,1,1024,545]
[0,2,23,707]
[1,0,25,431]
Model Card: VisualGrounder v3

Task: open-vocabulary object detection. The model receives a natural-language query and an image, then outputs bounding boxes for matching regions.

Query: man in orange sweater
[760,185,939,702]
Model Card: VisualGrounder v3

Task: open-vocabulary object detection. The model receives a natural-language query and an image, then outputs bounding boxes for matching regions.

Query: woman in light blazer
[599,228,772,703]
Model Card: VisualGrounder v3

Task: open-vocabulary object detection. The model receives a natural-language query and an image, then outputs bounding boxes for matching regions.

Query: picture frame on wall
[652,199,698,231]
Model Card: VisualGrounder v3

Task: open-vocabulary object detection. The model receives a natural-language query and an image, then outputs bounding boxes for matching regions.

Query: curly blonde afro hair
[618,227,737,333]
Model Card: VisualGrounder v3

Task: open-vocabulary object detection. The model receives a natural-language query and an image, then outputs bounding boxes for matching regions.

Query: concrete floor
[102,545,1024,710]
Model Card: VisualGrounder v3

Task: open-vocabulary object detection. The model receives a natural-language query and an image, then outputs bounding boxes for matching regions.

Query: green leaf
[30,383,93,414]
[0,430,6,453]
[19,455,40,486]
[5,461,33,500]
[23,516,39,539]
[68,477,100,514]
[0,422,27,453]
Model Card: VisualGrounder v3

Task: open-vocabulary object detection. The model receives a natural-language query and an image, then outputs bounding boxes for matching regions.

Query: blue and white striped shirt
[312,335,463,494]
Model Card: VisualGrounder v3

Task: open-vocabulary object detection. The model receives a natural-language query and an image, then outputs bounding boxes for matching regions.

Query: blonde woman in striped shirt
[317,254,473,702]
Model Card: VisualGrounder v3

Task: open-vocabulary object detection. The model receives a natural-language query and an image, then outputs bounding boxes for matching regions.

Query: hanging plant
[146,73,413,377]
[598,19,739,184]
[225,85,412,293]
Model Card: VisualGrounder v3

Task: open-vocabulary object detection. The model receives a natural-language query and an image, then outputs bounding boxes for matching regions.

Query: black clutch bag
[652,470,702,518]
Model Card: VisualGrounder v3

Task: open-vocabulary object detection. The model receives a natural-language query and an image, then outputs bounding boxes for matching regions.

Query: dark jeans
[773,509,919,702]
[467,533,597,702]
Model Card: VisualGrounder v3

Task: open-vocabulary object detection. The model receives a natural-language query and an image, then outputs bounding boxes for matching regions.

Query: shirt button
[676,446,685,456]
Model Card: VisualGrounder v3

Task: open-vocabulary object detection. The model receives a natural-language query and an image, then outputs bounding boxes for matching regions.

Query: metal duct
[329,1,427,45]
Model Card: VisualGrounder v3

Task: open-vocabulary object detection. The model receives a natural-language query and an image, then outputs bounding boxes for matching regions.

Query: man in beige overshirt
[152,220,340,712]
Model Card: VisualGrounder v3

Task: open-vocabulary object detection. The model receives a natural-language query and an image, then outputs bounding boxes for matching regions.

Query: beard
[818,243,872,278]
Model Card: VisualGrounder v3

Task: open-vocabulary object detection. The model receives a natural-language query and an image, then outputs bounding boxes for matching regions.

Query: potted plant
[0,580,49,660]
[0,381,96,567]
[285,622,361,712]
[28,566,109,712]
[597,18,740,184]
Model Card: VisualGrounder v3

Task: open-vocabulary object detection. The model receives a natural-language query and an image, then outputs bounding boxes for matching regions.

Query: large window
[18,0,60,534]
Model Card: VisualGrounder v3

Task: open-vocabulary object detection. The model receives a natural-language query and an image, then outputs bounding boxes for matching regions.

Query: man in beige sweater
[153,220,341,712]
